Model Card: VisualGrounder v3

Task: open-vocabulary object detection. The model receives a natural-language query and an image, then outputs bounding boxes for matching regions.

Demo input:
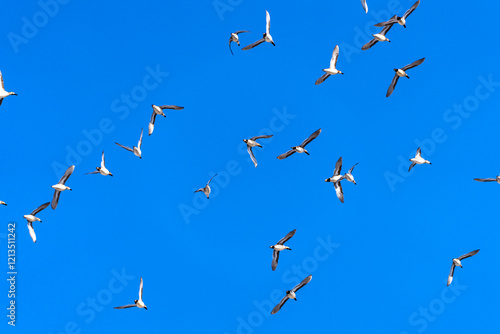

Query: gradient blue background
[1,0,500,333]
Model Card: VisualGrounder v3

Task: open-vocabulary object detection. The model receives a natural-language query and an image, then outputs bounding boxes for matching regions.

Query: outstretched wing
[402,58,425,71]
[334,181,344,203]
[348,163,359,174]
[300,129,321,148]
[247,146,258,167]
[51,190,61,210]
[386,73,400,97]
[374,15,397,27]
[58,165,75,185]
[333,157,343,176]
[277,150,295,160]
[272,250,280,271]
[361,38,378,50]
[315,73,330,85]
[458,249,480,260]
[330,45,339,69]
[447,263,456,286]
[114,304,137,309]
[474,178,496,182]
[27,222,36,243]
[361,0,368,13]
[266,10,271,34]
[242,38,265,50]
[138,128,143,149]
[250,134,273,141]
[207,174,218,186]
[408,162,417,172]
[292,275,312,293]
[139,277,144,300]
[30,202,50,216]
[160,105,184,110]
[277,229,297,245]
[403,0,420,19]
[271,296,289,314]
[101,151,106,168]
[115,142,133,152]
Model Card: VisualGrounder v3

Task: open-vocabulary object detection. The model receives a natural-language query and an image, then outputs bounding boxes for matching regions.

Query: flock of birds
[0,0,489,317]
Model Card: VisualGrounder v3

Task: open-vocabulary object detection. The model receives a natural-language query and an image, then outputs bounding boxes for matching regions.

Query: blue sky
[2,0,500,333]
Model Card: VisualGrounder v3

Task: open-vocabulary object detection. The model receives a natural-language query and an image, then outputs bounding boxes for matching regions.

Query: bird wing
[194,188,204,193]
[0,71,4,90]
[250,134,273,141]
[473,178,496,182]
[51,190,61,210]
[229,40,234,55]
[334,180,344,203]
[272,250,280,271]
[330,45,339,69]
[31,202,50,216]
[374,15,398,27]
[150,110,157,125]
[408,162,417,172]
[138,128,143,149]
[361,0,368,13]
[114,304,137,309]
[386,73,400,97]
[27,222,36,243]
[58,165,75,185]
[292,275,312,292]
[361,38,378,50]
[242,38,265,50]
[300,128,321,148]
[139,277,144,300]
[101,151,106,168]
[403,0,420,19]
[402,58,425,71]
[207,174,218,186]
[160,105,184,110]
[380,23,394,36]
[115,142,133,152]
[416,147,422,157]
[447,263,456,286]
[266,10,271,34]
[348,163,359,174]
[334,157,343,176]
[271,296,289,314]
[247,146,258,168]
[458,249,480,260]
[277,150,295,160]
[235,30,250,34]
[84,171,100,175]
[277,229,297,245]
[315,73,330,85]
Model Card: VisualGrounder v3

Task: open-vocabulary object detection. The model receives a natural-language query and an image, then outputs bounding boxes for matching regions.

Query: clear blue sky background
[1,0,500,333]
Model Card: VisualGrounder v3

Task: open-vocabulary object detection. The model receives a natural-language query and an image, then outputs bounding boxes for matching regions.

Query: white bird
[387,58,425,97]
[0,201,6,206]
[344,162,359,185]
[408,147,431,172]
[194,174,218,199]
[271,275,312,314]
[315,45,344,85]
[115,128,143,158]
[243,134,273,167]
[51,165,75,210]
[114,277,148,310]
[23,202,50,243]
[277,129,321,159]
[474,175,500,183]
[0,70,17,107]
[229,30,250,55]
[149,105,184,136]
[325,157,345,203]
[375,0,420,28]
[242,10,275,50]
[270,229,296,271]
[85,151,113,177]
[447,249,480,286]
[361,0,368,13]
[362,23,394,50]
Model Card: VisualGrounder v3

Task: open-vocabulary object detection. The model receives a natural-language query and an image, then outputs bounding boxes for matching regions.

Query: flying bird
[361,0,368,13]
[386,58,425,97]
[325,157,345,203]
[474,175,500,183]
[277,129,321,159]
[447,249,480,286]
[23,202,50,243]
[115,128,143,159]
[243,134,273,167]
[375,0,420,28]
[149,104,184,136]
[51,165,75,210]
[408,147,431,172]
[242,10,275,50]
[315,45,344,85]
[0,70,17,107]
[114,277,148,310]
[270,229,296,271]
[229,30,250,55]
[271,275,312,314]
[362,23,394,50]
[344,162,359,185]
[85,151,113,177]
[194,174,218,199]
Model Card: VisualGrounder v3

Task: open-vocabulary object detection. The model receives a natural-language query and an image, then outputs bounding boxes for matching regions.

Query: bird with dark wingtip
[277,129,321,159]
[271,275,312,314]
